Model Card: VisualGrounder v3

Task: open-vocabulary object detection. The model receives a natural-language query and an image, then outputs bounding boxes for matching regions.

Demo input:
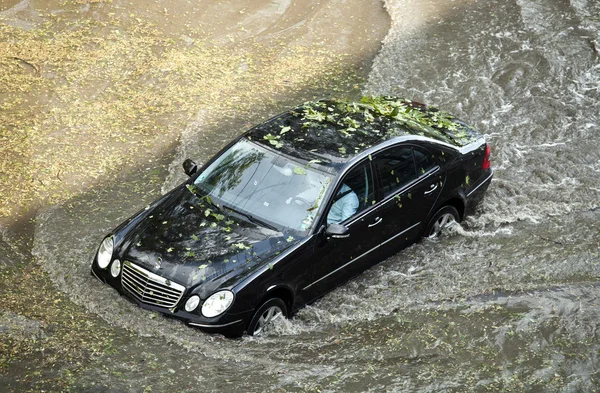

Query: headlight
[184,295,200,312]
[110,259,121,278]
[97,236,114,269]
[201,290,234,318]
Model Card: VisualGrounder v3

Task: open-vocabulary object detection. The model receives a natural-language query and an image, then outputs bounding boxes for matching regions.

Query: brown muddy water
[1,0,600,392]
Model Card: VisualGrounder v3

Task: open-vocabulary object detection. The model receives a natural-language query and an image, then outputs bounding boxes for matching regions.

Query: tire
[247,297,287,336]
[423,205,460,238]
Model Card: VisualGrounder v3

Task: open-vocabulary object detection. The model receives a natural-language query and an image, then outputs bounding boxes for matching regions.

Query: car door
[305,160,386,299]
[372,144,444,257]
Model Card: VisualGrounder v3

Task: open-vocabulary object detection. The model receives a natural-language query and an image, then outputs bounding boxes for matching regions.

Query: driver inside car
[327,184,359,225]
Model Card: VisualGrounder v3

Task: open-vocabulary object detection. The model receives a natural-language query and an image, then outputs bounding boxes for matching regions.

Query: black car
[91,96,493,337]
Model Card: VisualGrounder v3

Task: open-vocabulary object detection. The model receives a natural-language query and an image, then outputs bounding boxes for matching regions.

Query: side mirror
[325,223,350,239]
[182,159,198,177]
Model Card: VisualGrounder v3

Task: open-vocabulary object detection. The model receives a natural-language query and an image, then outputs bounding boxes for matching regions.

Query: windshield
[193,138,335,233]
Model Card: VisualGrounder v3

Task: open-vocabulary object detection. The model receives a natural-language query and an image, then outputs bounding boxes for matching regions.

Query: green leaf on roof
[232,242,251,250]
[303,108,326,122]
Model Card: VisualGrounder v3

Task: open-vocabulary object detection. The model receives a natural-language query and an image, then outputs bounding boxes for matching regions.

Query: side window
[413,147,436,175]
[327,163,375,225]
[376,147,417,198]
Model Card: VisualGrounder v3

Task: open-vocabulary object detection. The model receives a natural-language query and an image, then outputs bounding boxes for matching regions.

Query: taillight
[482,144,491,170]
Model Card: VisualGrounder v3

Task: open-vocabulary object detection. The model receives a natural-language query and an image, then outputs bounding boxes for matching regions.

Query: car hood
[117,184,301,298]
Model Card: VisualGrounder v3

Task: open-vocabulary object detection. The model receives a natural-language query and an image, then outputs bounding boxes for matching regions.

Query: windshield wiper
[223,205,279,232]
[186,184,223,212]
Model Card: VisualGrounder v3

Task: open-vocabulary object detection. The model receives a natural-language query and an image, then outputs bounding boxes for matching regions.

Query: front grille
[121,262,185,309]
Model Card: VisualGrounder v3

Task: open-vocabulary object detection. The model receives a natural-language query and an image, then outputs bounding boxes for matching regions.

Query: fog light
[185,295,200,312]
[110,259,122,278]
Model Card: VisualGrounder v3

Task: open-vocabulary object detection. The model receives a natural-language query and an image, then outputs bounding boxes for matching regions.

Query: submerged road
[1,0,600,391]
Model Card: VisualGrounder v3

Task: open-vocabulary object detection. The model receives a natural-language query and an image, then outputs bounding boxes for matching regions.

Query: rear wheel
[424,205,460,238]
[247,297,287,336]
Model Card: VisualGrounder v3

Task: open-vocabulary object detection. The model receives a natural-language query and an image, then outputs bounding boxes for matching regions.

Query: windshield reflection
[194,139,335,233]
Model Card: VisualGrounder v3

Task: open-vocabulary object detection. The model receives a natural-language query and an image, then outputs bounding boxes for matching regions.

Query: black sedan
[91,96,493,337]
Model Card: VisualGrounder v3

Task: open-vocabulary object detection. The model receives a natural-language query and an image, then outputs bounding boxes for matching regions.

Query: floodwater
[1,0,600,391]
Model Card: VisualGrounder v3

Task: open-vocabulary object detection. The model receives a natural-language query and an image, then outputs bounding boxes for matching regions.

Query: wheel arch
[259,285,294,316]
[441,196,466,221]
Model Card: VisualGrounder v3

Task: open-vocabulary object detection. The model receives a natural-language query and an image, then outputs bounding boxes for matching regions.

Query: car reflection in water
[91,96,493,337]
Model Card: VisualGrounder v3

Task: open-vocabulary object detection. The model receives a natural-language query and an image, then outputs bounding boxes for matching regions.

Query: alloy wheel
[429,212,456,237]
[252,305,283,335]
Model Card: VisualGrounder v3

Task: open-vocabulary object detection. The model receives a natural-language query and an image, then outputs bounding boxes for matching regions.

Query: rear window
[375,145,440,198]
[376,147,417,198]
[413,147,436,175]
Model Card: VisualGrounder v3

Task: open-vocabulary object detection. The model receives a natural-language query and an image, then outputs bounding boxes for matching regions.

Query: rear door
[372,144,444,255]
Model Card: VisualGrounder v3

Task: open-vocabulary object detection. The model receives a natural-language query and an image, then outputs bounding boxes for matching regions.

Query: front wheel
[423,205,460,238]
[247,297,287,336]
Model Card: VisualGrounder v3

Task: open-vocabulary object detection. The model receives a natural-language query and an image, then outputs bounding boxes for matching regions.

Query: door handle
[368,217,383,228]
[424,183,438,195]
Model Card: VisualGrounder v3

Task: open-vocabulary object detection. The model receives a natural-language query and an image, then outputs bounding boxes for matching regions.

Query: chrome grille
[121,262,185,309]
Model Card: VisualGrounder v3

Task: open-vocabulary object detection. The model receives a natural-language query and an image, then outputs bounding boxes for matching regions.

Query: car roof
[246,96,482,165]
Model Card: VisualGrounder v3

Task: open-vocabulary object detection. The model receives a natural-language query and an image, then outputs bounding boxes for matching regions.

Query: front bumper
[91,261,251,337]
